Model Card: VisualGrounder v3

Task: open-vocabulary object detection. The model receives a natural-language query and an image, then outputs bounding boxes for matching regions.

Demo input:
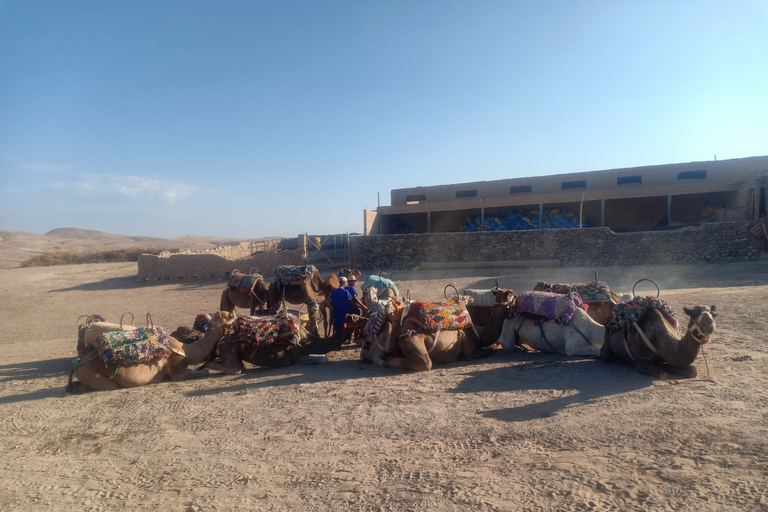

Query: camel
[302,300,321,337]
[533,280,626,325]
[601,299,717,379]
[268,265,337,312]
[66,311,236,392]
[220,269,270,315]
[460,285,517,327]
[360,298,404,367]
[385,289,515,371]
[205,312,367,375]
[501,307,607,356]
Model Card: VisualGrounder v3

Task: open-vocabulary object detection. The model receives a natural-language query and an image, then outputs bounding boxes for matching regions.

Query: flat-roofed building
[365,155,768,234]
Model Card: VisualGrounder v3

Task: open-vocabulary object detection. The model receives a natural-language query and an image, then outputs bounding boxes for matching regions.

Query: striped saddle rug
[408,298,471,331]
[221,313,300,350]
[514,291,586,325]
[93,326,174,364]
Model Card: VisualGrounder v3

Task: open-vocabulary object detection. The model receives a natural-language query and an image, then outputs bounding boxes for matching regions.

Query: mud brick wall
[137,248,305,281]
[349,221,767,270]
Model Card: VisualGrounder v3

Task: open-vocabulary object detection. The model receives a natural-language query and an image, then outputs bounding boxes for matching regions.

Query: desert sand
[1,255,767,511]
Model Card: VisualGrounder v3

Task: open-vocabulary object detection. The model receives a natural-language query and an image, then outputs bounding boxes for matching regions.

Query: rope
[672,344,720,385]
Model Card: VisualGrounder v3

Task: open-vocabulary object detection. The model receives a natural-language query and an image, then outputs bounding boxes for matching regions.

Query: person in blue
[329,276,366,333]
[345,275,362,315]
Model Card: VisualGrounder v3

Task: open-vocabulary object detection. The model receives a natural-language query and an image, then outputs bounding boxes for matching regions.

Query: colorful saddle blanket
[604,296,677,343]
[228,270,263,294]
[409,298,470,331]
[221,313,300,350]
[93,327,173,364]
[276,265,317,286]
[535,281,612,303]
[514,291,585,325]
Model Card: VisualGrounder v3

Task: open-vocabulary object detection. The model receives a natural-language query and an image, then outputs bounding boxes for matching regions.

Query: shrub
[21,247,170,267]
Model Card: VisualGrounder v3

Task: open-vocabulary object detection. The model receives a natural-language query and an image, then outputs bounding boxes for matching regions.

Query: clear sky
[1,1,767,238]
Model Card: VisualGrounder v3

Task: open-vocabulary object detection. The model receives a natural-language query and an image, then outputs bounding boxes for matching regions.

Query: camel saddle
[221,313,301,350]
[408,298,471,332]
[276,265,317,286]
[514,291,586,325]
[228,269,263,295]
[604,296,678,343]
[93,326,174,364]
[535,281,612,303]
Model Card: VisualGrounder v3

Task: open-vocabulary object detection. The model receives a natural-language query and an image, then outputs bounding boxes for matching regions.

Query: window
[510,185,533,194]
[406,194,426,204]
[456,189,477,198]
[561,180,586,190]
[678,170,707,180]
[617,175,642,185]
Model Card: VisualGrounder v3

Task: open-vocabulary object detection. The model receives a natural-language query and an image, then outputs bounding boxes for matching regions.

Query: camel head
[683,305,717,344]
[339,268,362,280]
[306,300,320,314]
[491,288,516,308]
[212,310,236,327]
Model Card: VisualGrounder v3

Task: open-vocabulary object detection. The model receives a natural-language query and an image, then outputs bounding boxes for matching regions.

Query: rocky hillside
[0,228,279,269]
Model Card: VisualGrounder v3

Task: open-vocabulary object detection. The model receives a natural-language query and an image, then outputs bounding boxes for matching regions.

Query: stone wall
[137,241,306,281]
[349,221,767,270]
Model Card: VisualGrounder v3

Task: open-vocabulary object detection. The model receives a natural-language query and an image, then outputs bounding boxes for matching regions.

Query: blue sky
[1,1,767,238]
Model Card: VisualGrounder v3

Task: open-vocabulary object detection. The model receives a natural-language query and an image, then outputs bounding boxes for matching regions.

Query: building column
[601,199,605,227]
[668,194,672,224]
[480,208,485,231]
[427,211,431,233]
[539,204,544,229]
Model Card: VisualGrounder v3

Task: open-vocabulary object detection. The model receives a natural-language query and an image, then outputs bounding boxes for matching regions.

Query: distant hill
[0,228,280,269]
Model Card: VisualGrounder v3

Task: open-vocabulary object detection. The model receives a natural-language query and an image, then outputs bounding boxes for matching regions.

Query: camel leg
[165,353,190,380]
[205,345,244,375]
[634,360,667,379]
[471,346,495,360]
[388,335,432,371]
[220,290,235,314]
[661,363,697,379]
[320,299,333,337]
[71,359,121,391]
[600,338,618,363]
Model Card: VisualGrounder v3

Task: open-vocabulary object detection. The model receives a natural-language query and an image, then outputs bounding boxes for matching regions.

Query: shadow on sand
[450,352,652,422]
[51,275,223,293]
[0,357,75,404]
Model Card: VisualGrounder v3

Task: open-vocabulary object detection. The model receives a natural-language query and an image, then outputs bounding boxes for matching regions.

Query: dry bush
[21,248,169,267]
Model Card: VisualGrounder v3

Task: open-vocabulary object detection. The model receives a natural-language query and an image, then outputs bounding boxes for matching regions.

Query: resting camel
[66,311,236,392]
[360,298,404,367]
[500,290,605,356]
[220,269,270,315]
[601,299,717,379]
[206,312,367,375]
[386,289,515,371]
[501,310,606,357]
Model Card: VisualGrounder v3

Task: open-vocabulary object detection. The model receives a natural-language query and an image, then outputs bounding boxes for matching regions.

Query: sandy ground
[1,260,767,511]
